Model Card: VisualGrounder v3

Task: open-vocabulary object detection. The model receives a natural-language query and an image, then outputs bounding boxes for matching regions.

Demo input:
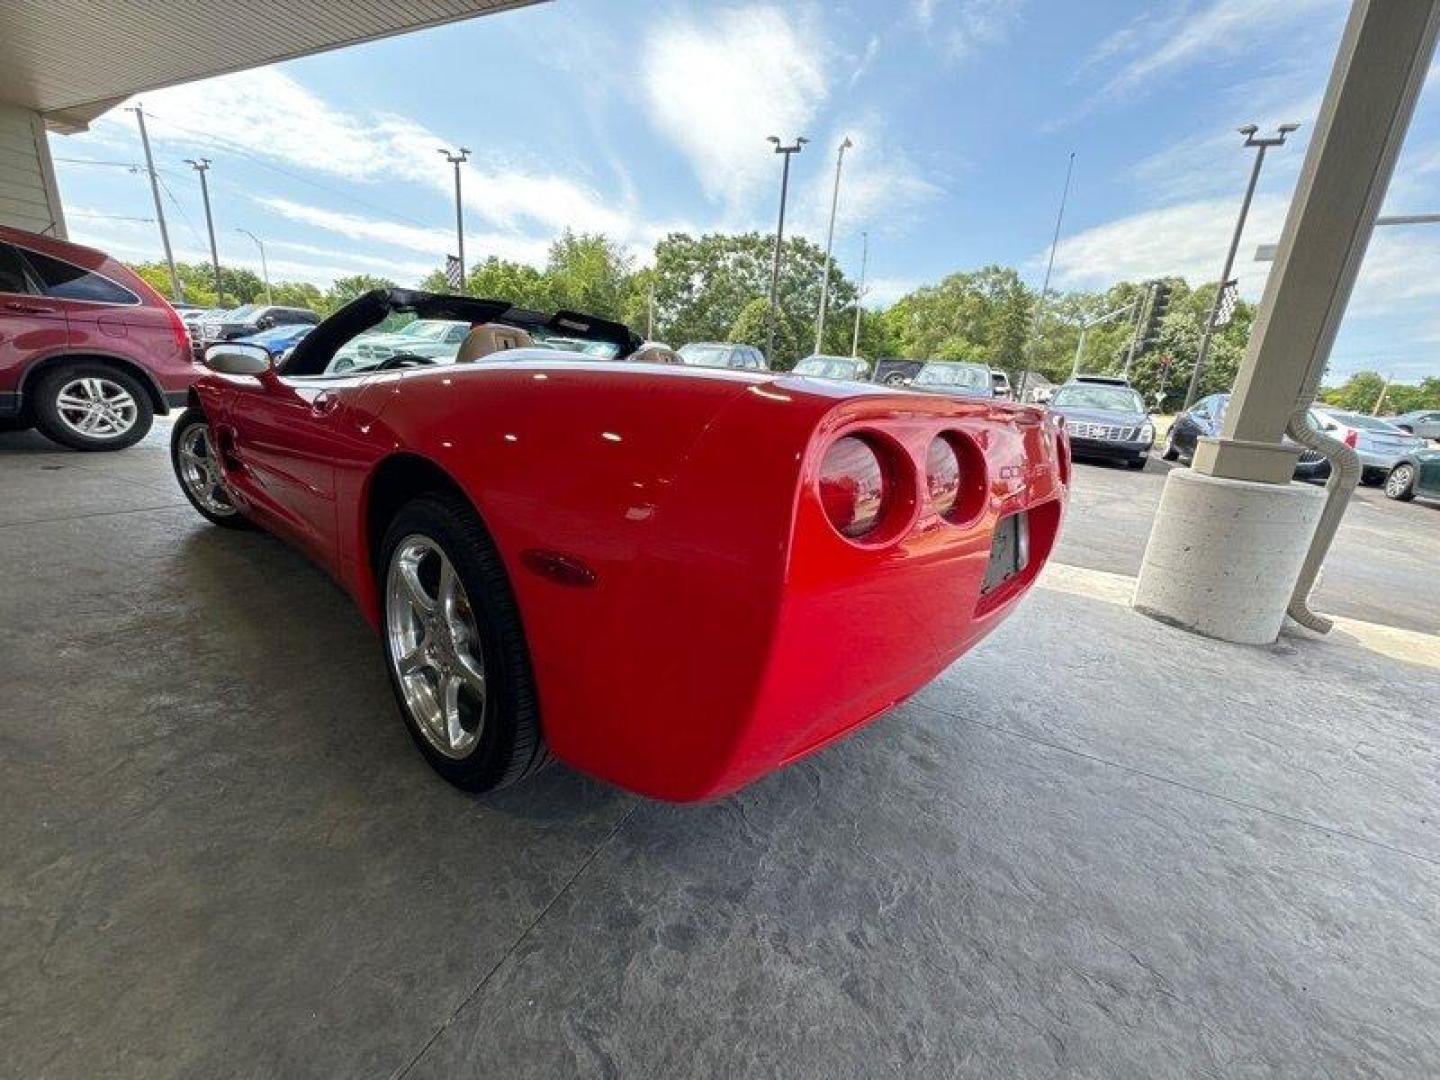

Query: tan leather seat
[455,323,535,363]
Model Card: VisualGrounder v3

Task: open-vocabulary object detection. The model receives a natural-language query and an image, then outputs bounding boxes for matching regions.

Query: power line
[69,211,155,223]
[53,157,144,169]
[140,108,440,233]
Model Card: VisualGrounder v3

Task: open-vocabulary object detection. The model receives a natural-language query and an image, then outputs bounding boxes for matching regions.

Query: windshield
[914,363,989,389]
[1050,385,1145,412]
[531,330,620,358]
[248,325,311,347]
[794,356,865,379]
[223,305,261,322]
[677,344,734,367]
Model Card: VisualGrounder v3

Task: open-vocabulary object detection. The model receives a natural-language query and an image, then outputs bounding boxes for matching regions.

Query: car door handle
[3,300,57,314]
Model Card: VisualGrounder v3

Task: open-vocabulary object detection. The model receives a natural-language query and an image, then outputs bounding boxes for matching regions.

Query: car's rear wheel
[33,363,153,451]
[379,494,548,792]
[1127,456,1148,470]
[171,408,252,529]
[1385,463,1416,501]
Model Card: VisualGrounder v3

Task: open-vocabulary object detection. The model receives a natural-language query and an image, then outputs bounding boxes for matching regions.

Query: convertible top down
[173,290,1070,800]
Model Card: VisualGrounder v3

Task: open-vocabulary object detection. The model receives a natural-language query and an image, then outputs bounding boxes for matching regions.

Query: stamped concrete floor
[2,420,1438,1078]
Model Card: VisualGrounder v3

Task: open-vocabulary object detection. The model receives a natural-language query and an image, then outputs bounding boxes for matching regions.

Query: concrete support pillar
[0,103,67,238]
[1135,0,1440,644]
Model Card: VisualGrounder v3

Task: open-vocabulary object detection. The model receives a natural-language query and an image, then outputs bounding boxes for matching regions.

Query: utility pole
[1122,282,1155,379]
[438,147,471,290]
[236,229,271,304]
[1070,299,1136,379]
[184,158,223,305]
[852,230,868,361]
[1372,374,1392,416]
[1020,151,1075,401]
[1183,123,1299,408]
[646,282,656,340]
[815,136,853,355]
[128,105,182,303]
[765,135,808,362]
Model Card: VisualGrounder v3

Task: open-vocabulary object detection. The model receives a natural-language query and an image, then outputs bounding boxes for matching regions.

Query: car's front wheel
[1385,463,1417,501]
[33,363,153,451]
[171,409,252,529]
[379,494,549,792]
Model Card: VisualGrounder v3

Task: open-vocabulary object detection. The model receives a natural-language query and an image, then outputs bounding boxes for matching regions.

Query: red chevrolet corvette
[172,289,1069,800]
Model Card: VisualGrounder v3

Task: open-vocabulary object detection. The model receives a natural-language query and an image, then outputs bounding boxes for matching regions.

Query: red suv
[0,225,197,450]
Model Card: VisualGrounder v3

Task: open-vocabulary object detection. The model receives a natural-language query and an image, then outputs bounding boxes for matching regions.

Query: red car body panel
[0,225,196,417]
[194,358,1069,800]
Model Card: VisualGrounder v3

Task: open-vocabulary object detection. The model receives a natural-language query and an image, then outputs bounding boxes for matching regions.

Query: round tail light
[926,437,961,517]
[818,435,887,539]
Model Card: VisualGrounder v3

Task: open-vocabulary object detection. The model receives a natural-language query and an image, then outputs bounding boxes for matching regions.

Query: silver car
[1312,409,1428,484]
[1386,409,1440,440]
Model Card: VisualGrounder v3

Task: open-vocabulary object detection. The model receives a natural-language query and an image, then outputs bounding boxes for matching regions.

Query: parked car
[329,318,471,372]
[235,322,314,364]
[1384,447,1440,503]
[1311,408,1426,484]
[1386,409,1440,440]
[792,354,870,381]
[676,342,768,370]
[0,224,197,450]
[1049,380,1154,469]
[171,287,1068,799]
[196,304,319,349]
[873,358,924,386]
[1163,393,1331,482]
[908,361,994,399]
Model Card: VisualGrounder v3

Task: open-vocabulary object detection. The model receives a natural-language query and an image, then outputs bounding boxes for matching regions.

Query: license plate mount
[982,512,1030,594]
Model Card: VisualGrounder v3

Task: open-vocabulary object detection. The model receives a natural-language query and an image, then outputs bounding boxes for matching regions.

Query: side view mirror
[204,343,273,377]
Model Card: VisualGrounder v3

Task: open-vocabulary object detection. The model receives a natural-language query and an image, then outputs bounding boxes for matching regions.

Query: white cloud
[864,276,922,306]
[641,6,828,212]
[851,34,881,86]
[1047,195,1291,296]
[1082,0,1340,100]
[940,0,1024,62]
[106,68,656,257]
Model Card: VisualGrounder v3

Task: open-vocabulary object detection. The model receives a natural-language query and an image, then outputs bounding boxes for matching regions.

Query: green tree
[324,274,397,311]
[881,266,1035,366]
[545,231,633,319]
[1320,371,1388,413]
[728,296,802,363]
[648,232,857,368]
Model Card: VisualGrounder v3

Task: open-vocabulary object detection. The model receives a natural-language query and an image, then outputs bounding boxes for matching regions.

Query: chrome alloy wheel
[56,376,139,439]
[177,423,237,516]
[385,536,487,759]
[1386,464,1414,499]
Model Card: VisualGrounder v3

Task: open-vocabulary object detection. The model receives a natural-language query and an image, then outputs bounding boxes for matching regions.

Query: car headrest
[455,323,535,363]
[629,344,682,365]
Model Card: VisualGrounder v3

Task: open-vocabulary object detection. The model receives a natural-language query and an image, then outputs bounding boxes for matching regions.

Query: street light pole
[815,137,852,355]
[852,230,868,360]
[128,105,182,303]
[184,158,223,305]
[766,135,808,362]
[236,229,271,304]
[1183,122,1299,408]
[438,147,471,290]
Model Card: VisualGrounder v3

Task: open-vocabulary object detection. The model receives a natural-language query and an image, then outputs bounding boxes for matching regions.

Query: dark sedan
[1164,393,1330,482]
[1049,381,1154,469]
[1384,447,1440,503]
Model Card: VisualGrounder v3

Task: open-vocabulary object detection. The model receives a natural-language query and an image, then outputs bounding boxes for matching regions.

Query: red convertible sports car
[172,289,1069,801]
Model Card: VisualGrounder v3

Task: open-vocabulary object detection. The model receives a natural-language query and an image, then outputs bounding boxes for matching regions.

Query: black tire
[170,408,253,529]
[32,362,154,451]
[1360,467,1382,487]
[1127,456,1148,470]
[1160,429,1180,461]
[1385,463,1416,502]
[378,493,550,792]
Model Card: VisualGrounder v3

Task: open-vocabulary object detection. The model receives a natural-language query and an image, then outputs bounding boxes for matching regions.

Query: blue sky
[51,0,1440,381]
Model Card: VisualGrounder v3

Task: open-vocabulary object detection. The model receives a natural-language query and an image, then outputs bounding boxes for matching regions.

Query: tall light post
[184,157,223,304]
[1183,122,1299,408]
[814,136,853,355]
[438,147,471,290]
[765,135,807,362]
[236,228,271,304]
[852,230,868,361]
[1020,150,1075,402]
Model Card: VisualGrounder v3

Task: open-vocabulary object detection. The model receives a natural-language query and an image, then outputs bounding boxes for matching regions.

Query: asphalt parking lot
[3,421,1438,1078]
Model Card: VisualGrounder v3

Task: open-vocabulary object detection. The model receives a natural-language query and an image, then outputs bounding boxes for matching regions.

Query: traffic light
[1139,281,1172,353]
